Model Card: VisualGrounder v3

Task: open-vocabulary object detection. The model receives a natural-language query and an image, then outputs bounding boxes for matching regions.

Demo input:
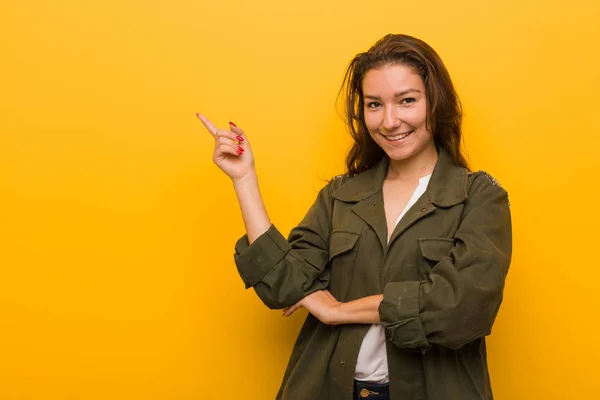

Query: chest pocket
[327,230,360,300]
[417,237,454,278]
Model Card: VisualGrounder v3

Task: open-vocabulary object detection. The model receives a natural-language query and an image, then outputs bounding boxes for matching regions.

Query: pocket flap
[418,237,454,262]
[329,231,360,261]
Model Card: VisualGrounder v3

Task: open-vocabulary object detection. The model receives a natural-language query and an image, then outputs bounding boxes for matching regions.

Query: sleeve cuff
[379,281,429,350]
[233,224,292,288]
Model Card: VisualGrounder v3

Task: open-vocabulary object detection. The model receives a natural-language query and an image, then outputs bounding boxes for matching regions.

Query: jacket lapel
[388,150,469,246]
[387,195,435,247]
[332,158,389,250]
[350,191,388,250]
[331,149,469,249]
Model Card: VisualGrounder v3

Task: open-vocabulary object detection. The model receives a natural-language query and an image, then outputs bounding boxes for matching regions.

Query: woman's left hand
[282,290,342,325]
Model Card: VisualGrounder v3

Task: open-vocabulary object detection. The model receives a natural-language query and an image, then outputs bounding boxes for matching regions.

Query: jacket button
[421,207,428,212]
[340,361,345,366]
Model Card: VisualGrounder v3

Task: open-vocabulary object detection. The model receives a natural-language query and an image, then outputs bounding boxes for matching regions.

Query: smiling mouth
[383,130,414,141]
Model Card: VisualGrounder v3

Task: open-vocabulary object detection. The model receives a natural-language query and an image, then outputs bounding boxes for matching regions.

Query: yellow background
[1,0,599,398]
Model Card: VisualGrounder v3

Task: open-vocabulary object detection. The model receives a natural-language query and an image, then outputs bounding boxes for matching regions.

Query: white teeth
[386,130,413,141]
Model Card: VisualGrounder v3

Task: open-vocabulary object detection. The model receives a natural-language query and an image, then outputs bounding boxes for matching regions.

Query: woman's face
[362,64,435,163]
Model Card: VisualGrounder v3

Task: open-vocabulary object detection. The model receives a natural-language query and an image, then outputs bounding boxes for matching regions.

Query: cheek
[363,113,379,131]
[406,105,428,128]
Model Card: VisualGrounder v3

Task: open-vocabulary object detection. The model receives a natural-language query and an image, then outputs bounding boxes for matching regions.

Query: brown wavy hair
[339,34,469,176]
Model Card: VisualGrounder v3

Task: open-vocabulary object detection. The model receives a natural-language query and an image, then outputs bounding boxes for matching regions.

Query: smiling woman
[199,34,512,400]
[362,65,436,176]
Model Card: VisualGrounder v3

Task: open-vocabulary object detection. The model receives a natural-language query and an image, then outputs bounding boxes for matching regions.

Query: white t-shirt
[354,173,432,383]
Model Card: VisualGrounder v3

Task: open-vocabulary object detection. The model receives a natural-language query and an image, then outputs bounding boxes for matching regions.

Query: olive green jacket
[234,150,512,400]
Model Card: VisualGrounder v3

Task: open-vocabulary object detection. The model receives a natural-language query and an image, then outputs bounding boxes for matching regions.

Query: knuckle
[218,136,233,145]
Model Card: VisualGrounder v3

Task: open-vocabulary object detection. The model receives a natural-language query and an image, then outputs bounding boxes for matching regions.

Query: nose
[382,105,401,131]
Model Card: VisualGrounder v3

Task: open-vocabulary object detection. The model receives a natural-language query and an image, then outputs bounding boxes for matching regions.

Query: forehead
[362,64,424,92]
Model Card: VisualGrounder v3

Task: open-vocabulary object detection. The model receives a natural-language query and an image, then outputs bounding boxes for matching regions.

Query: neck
[386,146,439,182]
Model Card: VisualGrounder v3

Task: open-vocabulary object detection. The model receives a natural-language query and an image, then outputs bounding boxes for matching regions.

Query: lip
[382,129,414,141]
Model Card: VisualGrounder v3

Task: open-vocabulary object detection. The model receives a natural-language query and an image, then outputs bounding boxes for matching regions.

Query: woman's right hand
[196,113,256,183]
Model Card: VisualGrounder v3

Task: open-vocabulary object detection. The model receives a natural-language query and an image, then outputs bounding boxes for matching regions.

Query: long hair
[339,34,469,176]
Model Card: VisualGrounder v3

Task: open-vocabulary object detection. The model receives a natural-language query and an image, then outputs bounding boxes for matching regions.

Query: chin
[384,147,418,162]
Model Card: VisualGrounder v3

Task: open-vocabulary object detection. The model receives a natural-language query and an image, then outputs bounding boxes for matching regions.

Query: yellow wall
[1,0,599,398]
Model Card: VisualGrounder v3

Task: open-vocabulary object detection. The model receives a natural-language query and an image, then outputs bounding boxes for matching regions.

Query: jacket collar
[332,149,469,208]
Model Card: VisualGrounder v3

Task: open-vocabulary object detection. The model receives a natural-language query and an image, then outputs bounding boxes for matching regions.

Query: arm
[282,291,383,325]
[335,295,383,324]
[380,174,512,350]
[197,114,271,243]
[198,114,334,309]
[232,172,271,244]
[234,182,335,309]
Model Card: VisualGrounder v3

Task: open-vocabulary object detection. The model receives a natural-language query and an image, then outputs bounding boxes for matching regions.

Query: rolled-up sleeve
[379,281,428,349]
[234,225,291,288]
[380,174,512,350]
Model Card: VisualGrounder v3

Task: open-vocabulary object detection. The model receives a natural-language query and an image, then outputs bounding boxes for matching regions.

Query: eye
[366,101,382,108]
[401,97,416,104]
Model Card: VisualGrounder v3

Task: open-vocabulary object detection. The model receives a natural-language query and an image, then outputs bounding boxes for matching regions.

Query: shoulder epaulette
[331,173,353,181]
[469,170,502,188]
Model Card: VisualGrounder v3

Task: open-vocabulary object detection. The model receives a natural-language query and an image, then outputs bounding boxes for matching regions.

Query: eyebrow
[363,89,421,100]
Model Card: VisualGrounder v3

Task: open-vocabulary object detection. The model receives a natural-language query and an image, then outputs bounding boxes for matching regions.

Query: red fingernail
[229,121,237,127]
[237,146,244,153]
[236,135,244,142]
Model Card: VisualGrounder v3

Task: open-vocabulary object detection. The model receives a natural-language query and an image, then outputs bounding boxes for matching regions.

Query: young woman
[198,34,512,400]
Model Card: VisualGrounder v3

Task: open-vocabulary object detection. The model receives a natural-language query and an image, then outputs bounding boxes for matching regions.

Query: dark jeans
[354,380,390,400]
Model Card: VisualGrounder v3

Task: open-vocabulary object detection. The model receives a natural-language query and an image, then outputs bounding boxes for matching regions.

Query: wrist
[232,172,258,191]
[329,302,346,325]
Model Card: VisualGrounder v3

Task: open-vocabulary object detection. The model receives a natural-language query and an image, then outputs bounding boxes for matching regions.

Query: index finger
[196,112,218,136]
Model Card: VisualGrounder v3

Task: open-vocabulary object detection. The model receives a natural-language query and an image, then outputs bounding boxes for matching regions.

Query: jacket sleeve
[233,182,337,309]
[379,173,512,350]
